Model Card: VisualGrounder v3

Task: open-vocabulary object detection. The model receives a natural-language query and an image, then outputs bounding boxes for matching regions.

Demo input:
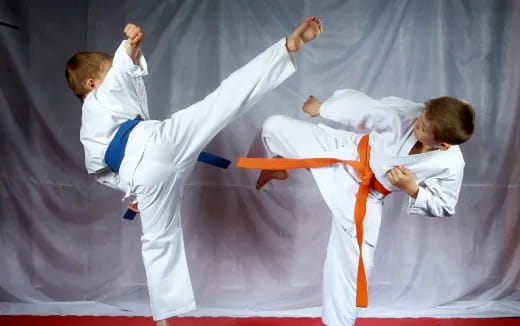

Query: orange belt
[236,134,390,307]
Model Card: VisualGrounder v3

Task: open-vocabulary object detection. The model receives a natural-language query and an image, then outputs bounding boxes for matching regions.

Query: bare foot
[256,169,289,190]
[286,16,323,52]
[156,319,169,326]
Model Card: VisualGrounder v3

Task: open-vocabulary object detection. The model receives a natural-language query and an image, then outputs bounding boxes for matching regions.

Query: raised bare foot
[256,169,289,190]
[286,16,323,52]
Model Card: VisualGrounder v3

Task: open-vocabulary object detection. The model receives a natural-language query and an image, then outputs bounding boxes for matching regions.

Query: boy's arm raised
[105,23,148,78]
[310,89,420,133]
[317,89,392,131]
[96,23,148,111]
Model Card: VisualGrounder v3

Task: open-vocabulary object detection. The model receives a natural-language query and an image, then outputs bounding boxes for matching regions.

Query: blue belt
[104,119,141,173]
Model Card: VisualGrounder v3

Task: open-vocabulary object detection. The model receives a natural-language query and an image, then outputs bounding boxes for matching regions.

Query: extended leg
[156,18,322,166]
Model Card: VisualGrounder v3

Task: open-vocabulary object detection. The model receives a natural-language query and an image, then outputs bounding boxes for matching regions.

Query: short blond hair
[65,52,113,101]
[425,96,476,145]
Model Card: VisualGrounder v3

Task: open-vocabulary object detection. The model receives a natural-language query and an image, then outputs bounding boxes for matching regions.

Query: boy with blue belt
[66,18,322,326]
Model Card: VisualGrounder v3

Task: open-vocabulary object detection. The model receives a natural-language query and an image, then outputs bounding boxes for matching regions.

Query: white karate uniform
[80,39,297,320]
[261,89,465,326]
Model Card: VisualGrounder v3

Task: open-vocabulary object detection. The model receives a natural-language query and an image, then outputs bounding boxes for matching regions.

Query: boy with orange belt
[238,90,476,326]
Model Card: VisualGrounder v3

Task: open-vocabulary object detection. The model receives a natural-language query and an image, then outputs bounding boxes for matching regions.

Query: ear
[438,142,450,151]
[84,78,96,91]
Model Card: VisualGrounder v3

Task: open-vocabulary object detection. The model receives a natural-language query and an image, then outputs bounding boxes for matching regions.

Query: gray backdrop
[0,0,519,318]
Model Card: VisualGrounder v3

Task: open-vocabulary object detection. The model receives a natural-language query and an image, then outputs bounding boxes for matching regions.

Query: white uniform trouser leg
[261,115,382,326]
[321,219,377,326]
[124,39,296,321]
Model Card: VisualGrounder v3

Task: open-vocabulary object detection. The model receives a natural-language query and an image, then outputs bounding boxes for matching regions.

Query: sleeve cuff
[320,100,334,120]
[319,89,350,120]
[408,185,428,213]
[113,40,148,77]
[281,38,297,70]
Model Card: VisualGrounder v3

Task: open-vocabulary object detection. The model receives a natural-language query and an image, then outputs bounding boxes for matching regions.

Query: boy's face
[413,109,449,150]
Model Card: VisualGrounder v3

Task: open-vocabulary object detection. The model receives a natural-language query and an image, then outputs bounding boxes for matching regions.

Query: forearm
[319,89,391,131]
[124,40,141,64]
[403,183,419,199]
[110,40,148,77]
[407,183,459,217]
[388,168,458,215]
[408,187,456,217]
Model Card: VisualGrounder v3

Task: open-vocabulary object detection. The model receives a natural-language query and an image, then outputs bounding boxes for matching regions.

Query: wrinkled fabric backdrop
[0,0,519,318]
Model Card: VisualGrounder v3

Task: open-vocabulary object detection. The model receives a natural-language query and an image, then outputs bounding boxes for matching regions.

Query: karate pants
[261,115,384,326]
[118,39,296,321]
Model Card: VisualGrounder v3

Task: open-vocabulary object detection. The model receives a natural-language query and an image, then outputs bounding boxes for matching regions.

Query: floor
[0,316,518,326]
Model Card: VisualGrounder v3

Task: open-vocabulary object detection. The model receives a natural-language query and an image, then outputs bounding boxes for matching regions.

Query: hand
[302,96,322,117]
[123,23,144,63]
[124,23,145,48]
[128,201,139,212]
[386,166,419,198]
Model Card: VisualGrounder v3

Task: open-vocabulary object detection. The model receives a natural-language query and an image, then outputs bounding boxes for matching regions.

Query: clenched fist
[302,95,322,117]
[386,165,419,198]
[123,23,144,63]
[124,23,145,48]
